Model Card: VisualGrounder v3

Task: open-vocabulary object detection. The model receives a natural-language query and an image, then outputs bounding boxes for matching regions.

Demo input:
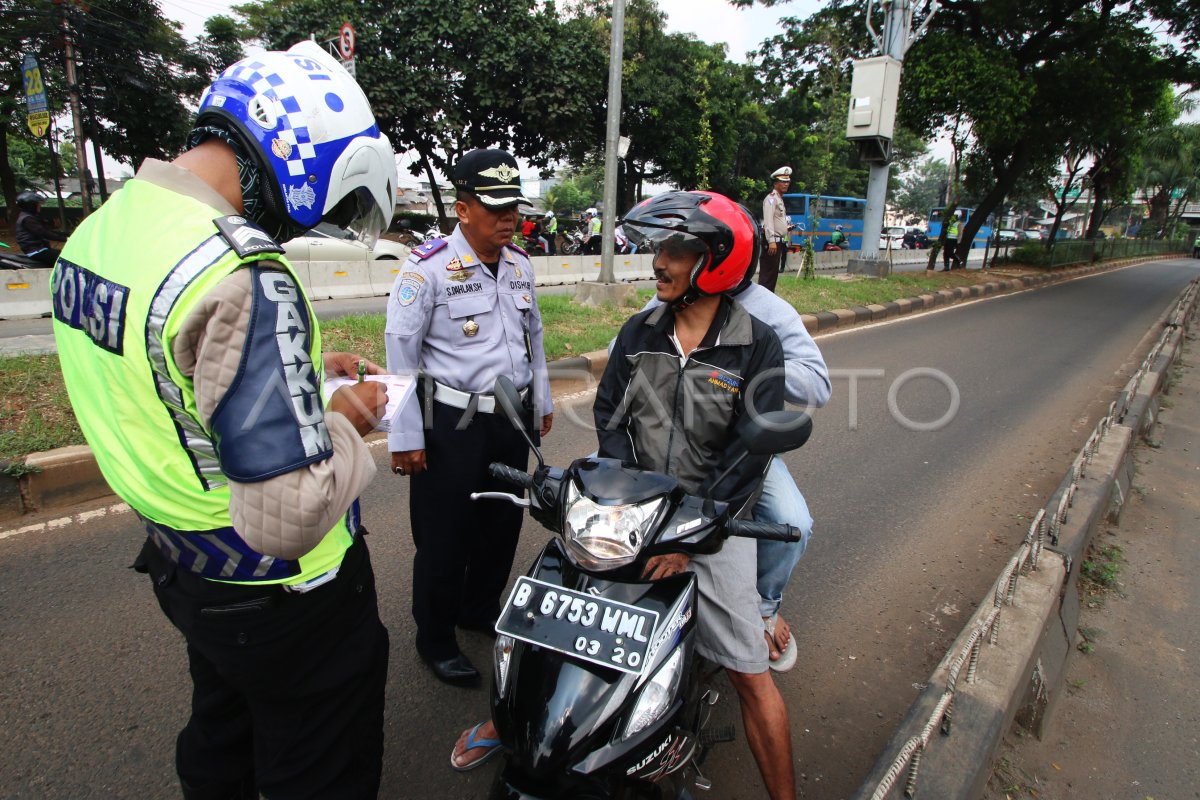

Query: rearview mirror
[738,410,812,456]
[492,376,545,469]
[493,375,525,424]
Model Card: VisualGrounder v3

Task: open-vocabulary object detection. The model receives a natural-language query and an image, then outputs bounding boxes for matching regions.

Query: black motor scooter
[473,377,812,799]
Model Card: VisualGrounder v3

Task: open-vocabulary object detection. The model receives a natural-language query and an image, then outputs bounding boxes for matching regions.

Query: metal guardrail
[863,277,1198,799]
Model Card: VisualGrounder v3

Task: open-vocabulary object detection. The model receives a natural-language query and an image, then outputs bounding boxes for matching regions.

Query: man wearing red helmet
[450,192,795,797]
[593,191,794,798]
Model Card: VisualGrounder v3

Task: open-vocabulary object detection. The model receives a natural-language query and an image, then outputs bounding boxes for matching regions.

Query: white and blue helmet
[196,41,396,246]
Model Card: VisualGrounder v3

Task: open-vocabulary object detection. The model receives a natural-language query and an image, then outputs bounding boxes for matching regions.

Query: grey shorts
[688,536,769,674]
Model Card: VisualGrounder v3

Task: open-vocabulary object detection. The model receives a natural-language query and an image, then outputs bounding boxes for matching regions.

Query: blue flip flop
[451,722,503,772]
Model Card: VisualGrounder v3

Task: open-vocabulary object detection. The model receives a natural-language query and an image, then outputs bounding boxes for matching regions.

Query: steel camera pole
[854,0,938,268]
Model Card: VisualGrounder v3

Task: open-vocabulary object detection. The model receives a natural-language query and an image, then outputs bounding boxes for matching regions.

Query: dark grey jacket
[594,297,785,515]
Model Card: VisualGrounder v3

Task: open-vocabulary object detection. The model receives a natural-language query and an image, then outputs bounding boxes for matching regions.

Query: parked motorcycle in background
[473,377,813,799]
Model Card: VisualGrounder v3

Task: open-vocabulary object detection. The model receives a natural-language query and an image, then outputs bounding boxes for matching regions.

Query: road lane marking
[0,501,131,541]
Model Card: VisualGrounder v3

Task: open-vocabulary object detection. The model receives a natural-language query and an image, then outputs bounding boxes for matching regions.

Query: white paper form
[321,373,416,433]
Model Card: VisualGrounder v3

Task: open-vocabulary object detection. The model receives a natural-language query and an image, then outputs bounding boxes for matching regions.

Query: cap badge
[480,164,520,183]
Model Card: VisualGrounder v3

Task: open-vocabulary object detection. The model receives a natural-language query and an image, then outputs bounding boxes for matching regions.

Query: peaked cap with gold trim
[453,148,530,208]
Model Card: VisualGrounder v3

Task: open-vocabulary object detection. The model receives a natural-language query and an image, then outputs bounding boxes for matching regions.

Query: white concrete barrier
[0,269,52,319]
[305,260,373,300]
[530,255,582,285]
[369,259,405,297]
[580,255,603,283]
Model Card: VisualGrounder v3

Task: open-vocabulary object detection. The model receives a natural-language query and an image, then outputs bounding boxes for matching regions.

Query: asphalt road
[1,259,1196,799]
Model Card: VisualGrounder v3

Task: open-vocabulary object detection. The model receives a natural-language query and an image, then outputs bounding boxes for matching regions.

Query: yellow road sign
[27,110,50,138]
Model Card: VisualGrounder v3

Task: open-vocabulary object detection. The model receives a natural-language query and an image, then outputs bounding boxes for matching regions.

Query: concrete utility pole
[597,0,626,284]
[575,0,636,306]
[846,0,938,275]
[59,0,93,216]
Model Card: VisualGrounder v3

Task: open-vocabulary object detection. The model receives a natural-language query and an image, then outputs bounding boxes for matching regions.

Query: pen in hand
[357,359,366,384]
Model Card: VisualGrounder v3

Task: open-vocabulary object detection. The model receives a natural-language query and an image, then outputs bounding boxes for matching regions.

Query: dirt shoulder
[984,334,1200,799]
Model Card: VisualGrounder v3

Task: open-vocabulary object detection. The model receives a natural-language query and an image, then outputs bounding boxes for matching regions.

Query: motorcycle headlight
[563,482,663,571]
[495,634,515,698]
[622,647,684,740]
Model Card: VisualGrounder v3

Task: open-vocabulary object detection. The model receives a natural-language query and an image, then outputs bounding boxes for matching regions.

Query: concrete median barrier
[368,258,405,297]
[304,260,373,300]
[0,269,52,319]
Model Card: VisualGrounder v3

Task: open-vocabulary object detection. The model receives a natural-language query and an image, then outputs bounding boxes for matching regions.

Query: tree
[894,158,948,222]
[238,0,606,227]
[901,0,1186,264]
[192,15,246,81]
[71,0,211,200]
[1140,121,1200,238]
[544,166,602,217]
[1,0,210,219]
[1,0,64,220]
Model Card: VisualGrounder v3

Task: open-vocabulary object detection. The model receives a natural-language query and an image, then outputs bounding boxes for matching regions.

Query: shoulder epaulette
[507,242,529,259]
[213,216,284,258]
[412,238,448,260]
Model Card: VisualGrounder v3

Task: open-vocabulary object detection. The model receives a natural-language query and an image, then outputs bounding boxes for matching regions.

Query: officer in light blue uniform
[385,148,554,685]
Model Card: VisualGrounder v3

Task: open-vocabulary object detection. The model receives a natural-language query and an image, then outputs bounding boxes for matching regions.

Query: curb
[0,254,1180,523]
[852,274,1197,800]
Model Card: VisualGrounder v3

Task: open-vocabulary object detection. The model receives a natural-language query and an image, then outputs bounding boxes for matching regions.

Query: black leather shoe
[421,652,481,686]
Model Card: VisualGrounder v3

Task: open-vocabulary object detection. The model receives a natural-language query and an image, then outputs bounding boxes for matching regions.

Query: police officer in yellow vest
[942,209,962,270]
[544,210,558,255]
[51,43,397,800]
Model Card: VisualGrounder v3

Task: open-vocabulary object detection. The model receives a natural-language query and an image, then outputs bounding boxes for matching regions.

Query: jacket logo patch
[398,272,424,306]
[707,370,741,394]
[50,259,129,356]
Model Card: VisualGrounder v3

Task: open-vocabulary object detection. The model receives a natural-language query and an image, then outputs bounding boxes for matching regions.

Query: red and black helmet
[622,191,762,301]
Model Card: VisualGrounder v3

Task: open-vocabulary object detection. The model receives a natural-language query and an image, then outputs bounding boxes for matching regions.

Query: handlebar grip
[489,462,534,490]
[727,519,801,542]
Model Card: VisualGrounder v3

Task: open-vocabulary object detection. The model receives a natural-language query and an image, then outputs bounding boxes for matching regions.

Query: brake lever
[469,491,531,507]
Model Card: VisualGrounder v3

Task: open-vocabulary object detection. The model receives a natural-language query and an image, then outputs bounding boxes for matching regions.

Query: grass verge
[0,266,1039,461]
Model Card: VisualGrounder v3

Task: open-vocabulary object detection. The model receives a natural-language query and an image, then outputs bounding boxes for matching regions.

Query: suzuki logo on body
[626,735,673,776]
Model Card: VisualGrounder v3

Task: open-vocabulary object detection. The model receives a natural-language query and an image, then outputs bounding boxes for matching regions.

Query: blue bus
[782,194,867,250]
[928,207,993,249]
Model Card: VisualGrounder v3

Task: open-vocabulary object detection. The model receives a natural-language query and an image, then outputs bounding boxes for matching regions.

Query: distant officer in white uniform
[760,165,792,292]
[385,148,554,686]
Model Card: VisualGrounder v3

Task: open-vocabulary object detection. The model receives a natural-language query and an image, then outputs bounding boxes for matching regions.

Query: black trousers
[759,244,784,292]
[410,400,531,660]
[943,237,959,268]
[143,533,388,800]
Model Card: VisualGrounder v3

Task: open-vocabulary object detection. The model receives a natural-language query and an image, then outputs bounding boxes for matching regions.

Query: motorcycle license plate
[497,577,660,676]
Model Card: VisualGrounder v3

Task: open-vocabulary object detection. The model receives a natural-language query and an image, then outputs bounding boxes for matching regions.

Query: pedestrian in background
[51,42,396,799]
[386,148,554,687]
[760,165,792,292]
